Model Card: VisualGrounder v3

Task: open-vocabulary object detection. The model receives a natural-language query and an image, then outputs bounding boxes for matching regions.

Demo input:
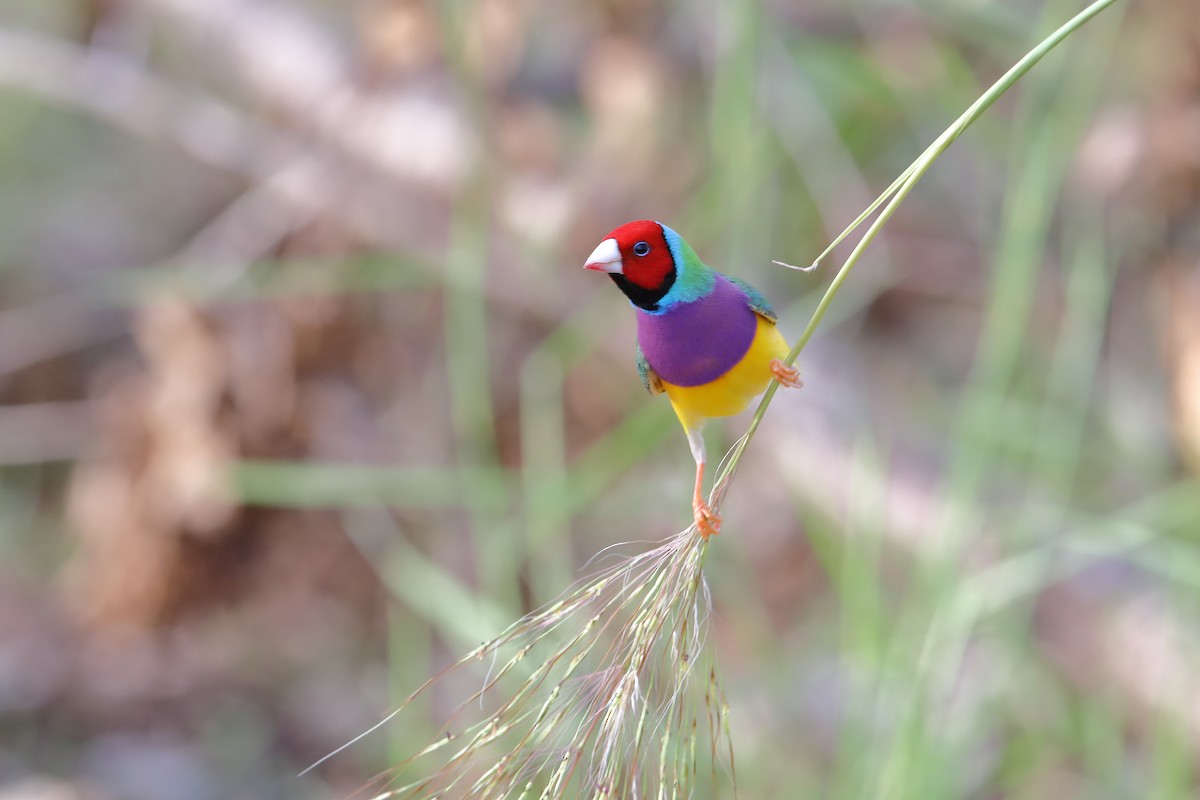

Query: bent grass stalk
[711,0,1122,505]
[311,1,1121,795]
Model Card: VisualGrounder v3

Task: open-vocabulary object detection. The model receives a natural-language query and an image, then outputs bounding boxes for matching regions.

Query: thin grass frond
[313,525,732,799]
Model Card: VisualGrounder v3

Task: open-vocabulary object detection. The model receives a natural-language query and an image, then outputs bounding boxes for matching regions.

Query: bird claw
[770,358,804,389]
[692,500,722,539]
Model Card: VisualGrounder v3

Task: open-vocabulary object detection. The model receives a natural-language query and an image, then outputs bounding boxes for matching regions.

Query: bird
[583,220,803,538]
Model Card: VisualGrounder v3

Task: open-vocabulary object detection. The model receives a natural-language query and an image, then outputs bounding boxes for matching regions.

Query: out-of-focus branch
[0,27,292,180]
[0,29,307,371]
[0,19,568,330]
[0,26,367,248]
[0,25,457,256]
[128,0,475,190]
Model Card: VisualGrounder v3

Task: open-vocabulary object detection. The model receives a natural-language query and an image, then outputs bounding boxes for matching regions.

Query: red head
[583,220,677,310]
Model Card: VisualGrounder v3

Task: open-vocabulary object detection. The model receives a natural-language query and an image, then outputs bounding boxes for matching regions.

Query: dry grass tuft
[311,523,734,799]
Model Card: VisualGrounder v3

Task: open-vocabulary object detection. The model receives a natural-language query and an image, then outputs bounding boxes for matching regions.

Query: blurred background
[1,0,1198,797]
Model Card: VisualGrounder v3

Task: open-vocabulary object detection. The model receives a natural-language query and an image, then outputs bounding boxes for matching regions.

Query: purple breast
[636,276,757,387]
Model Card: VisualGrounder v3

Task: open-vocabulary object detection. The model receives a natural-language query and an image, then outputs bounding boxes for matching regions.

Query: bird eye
[632,241,650,256]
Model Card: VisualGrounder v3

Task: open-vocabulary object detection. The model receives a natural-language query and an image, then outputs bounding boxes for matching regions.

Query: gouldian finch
[584,220,803,538]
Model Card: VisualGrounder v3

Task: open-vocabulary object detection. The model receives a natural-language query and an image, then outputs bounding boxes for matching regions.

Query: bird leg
[692,461,721,538]
[770,358,804,389]
[687,428,721,538]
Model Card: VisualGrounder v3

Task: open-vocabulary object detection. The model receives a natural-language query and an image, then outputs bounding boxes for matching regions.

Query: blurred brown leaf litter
[0,0,1198,797]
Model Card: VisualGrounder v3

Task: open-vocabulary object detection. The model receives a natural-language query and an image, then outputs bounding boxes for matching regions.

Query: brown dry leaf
[63,300,239,631]
[60,286,393,640]
[137,300,239,536]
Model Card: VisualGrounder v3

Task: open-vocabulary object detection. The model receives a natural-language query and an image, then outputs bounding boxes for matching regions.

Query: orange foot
[770,358,804,389]
[692,498,722,539]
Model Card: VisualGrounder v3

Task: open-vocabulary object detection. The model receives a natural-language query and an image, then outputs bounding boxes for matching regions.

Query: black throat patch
[609,270,676,313]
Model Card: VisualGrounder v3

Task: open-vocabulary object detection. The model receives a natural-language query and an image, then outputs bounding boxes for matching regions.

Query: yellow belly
[662,316,790,432]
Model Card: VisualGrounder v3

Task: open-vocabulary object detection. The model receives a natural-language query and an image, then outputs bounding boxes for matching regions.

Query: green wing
[635,344,664,395]
[726,275,778,323]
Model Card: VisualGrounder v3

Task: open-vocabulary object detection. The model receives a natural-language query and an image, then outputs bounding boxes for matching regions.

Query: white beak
[583,238,622,273]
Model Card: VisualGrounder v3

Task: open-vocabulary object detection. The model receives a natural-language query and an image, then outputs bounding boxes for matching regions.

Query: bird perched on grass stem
[584,220,803,538]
